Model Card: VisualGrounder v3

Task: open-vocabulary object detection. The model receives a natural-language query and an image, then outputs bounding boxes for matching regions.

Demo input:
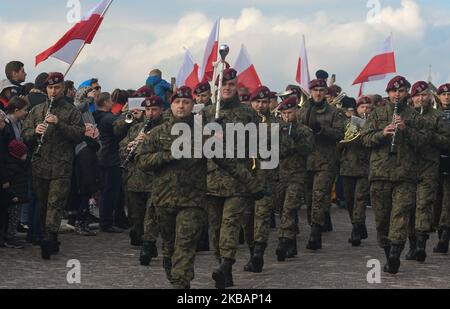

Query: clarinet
[121,118,153,169]
[389,100,399,155]
[34,97,54,156]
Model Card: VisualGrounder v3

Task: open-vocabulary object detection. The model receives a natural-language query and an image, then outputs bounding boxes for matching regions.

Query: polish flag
[35,0,113,66]
[198,19,220,82]
[176,49,199,90]
[234,44,262,93]
[353,34,396,87]
[295,35,311,94]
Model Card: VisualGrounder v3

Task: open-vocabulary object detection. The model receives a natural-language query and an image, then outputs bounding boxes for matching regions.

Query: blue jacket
[79,79,97,113]
[145,76,172,109]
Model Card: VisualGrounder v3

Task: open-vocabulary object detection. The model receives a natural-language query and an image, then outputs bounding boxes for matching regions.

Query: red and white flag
[198,19,220,83]
[35,0,113,66]
[353,34,396,92]
[295,35,311,94]
[176,49,199,90]
[234,44,262,93]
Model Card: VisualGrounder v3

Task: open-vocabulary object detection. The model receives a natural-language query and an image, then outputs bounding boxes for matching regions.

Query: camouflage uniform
[137,112,261,288]
[22,97,84,234]
[360,99,427,248]
[297,99,345,228]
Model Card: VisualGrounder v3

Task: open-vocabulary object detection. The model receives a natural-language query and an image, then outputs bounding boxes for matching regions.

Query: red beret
[250,86,271,102]
[215,68,238,86]
[45,72,64,86]
[240,94,250,102]
[309,79,327,90]
[386,76,411,92]
[194,81,211,95]
[411,81,429,97]
[171,86,193,103]
[278,96,298,111]
[437,83,450,95]
[133,86,154,98]
[141,95,163,108]
[357,96,372,107]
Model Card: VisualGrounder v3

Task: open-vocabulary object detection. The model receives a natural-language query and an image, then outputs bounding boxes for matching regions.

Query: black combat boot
[212,258,234,289]
[383,246,391,273]
[251,242,266,273]
[276,238,288,262]
[433,228,450,253]
[163,257,172,282]
[243,246,255,272]
[405,236,417,260]
[349,224,362,247]
[360,223,368,240]
[387,244,402,274]
[286,236,298,258]
[140,241,153,266]
[306,224,322,250]
[415,233,428,262]
[40,234,53,260]
[322,212,333,233]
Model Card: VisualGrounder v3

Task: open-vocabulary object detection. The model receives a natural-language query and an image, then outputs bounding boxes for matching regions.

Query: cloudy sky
[1,0,449,96]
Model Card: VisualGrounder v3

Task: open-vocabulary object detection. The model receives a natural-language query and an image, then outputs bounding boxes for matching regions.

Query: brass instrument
[331,92,347,108]
[35,97,55,156]
[125,112,134,124]
[214,44,230,120]
[390,101,400,155]
[340,115,367,144]
[432,90,442,110]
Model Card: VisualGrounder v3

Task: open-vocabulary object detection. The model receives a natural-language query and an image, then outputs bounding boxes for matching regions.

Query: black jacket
[26,90,47,110]
[93,110,121,167]
[4,155,29,204]
[75,136,101,195]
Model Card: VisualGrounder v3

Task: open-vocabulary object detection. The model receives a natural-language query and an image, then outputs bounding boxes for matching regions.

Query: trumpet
[34,97,55,156]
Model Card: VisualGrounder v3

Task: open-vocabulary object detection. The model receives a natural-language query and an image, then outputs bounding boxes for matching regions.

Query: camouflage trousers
[33,177,71,234]
[127,191,159,242]
[407,177,437,236]
[241,198,255,248]
[370,181,416,248]
[342,176,370,225]
[207,196,247,260]
[240,194,275,247]
[305,170,336,226]
[277,181,301,239]
[433,176,450,230]
[156,206,206,288]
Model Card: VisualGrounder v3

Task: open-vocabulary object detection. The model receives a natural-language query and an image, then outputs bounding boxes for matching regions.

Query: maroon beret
[437,83,450,95]
[45,72,64,86]
[170,86,193,103]
[215,68,238,86]
[286,85,301,97]
[357,96,372,107]
[133,86,154,98]
[386,76,411,92]
[309,79,327,90]
[278,96,298,111]
[411,81,429,97]
[142,95,163,108]
[194,81,211,95]
[240,94,250,102]
[250,86,271,102]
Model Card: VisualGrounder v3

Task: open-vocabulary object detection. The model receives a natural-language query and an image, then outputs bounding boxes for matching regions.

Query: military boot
[276,238,288,262]
[387,244,402,274]
[251,242,266,273]
[383,246,391,273]
[306,224,322,250]
[322,212,333,233]
[243,246,255,272]
[212,258,234,289]
[163,257,172,282]
[415,233,428,262]
[405,236,417,260]
[40,234,53,260]
[433,228,450,253]
[286,236,298,258]
[140,241,154,266]
[349,224,362,247]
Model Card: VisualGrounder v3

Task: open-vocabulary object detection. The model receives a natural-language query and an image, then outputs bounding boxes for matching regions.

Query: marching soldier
[298,78,345,250]
[433,83,450,253]
[22,72,84,259]
[136,86,263,289]
[275,96,314,261]
[119,96,164,253]
[405,81,450,262]
[361,76,428,274]
[338,96,372,246]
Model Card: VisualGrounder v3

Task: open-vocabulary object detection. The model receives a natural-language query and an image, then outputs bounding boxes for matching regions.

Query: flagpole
[64,0,114,78]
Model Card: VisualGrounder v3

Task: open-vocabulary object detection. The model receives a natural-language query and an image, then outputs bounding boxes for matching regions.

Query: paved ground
[1,206,449,289]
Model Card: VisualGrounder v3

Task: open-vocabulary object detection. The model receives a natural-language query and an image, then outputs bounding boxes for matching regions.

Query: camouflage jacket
[416,105,450,180]
[136,112,262,208]
[279,118,315,181]
[298,99,345,172]
[120,116,164,192]
[361,100,428,183]
[22,97,84,180]
[201,95,261,197]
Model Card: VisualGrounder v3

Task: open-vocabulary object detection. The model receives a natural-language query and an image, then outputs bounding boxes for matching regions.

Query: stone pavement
[1,207,449,289]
